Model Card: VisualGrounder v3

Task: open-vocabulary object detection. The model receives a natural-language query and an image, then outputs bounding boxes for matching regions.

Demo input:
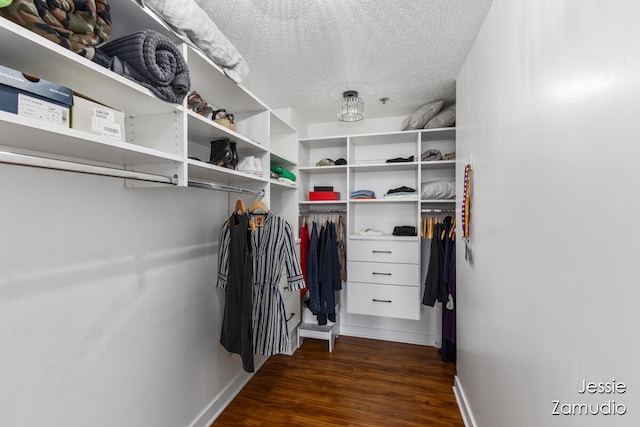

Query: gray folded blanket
[98,29,190,103]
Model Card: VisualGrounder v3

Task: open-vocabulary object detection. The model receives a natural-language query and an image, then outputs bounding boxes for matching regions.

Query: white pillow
[421,181,455,200]
[401,101,444,130]
[424,103,456,129]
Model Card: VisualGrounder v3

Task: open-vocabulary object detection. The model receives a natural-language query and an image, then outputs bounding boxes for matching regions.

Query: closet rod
[300,209,347,214]
[0,151,177,184]
[188,180,265,196]
[421,208,456,213]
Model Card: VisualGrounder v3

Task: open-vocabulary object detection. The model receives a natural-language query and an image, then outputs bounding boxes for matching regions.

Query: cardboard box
[309,191,340,201]
[0,64,72,127]
[71,92,126,141]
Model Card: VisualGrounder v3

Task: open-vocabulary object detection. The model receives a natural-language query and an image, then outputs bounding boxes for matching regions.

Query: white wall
[455,1,640,426]
[307,115,406,138]
[0,165,257,427]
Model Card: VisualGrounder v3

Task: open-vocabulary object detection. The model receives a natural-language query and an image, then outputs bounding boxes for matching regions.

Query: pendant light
[338,90,364,122]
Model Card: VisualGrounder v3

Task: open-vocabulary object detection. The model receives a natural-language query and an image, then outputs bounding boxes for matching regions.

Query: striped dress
[218,211,304,355]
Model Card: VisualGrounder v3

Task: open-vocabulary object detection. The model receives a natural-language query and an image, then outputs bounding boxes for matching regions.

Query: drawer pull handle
[372,250,392,254]
[372,299,392,303]
[372,272,392,276]
[285,312,296,322]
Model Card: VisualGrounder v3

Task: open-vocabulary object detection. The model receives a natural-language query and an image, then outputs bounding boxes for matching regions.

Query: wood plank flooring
[213,335,463,426]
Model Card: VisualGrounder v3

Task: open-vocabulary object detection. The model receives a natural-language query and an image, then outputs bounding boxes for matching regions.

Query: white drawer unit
[347,239,419,264]
[348,261,419,287]
[347,282,421,320]
[283,290,301,332]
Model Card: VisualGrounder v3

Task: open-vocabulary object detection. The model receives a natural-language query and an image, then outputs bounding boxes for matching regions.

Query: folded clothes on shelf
[350,189,376,199]
[385,155,414,163]
[393,226,417,236]
[387,186,416,194]
[357,228,384,236]
[270,166,296,181]
[421,149,443,161]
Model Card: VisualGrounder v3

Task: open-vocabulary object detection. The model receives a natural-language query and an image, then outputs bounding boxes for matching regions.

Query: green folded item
[270,166,296,182]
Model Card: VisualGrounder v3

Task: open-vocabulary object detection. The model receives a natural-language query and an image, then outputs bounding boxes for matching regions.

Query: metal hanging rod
[421,208,456,213]
[300,209,347,214]
[188,180,265,196]
[0,151,177,185]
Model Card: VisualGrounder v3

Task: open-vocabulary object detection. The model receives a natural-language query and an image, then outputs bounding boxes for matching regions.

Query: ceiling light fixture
[338,90,364,122]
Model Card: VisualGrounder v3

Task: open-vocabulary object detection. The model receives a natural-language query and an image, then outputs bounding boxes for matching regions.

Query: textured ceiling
[196,0,494,124]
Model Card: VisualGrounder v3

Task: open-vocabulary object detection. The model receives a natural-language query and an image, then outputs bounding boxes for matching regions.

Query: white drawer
[348,261,419,287]
[347,239,419,264]
[284,290,301,331]
[347,282,420,320]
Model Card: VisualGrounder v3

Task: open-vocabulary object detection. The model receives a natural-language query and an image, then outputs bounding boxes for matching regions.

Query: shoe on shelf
[237,156,257,174]
[209,138,232,167]
[253,157,263,176]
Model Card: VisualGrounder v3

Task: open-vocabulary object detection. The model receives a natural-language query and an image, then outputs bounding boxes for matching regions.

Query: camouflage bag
[0,0,112,65]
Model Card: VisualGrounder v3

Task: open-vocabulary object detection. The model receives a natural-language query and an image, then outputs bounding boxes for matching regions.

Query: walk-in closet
[2,1,639,426]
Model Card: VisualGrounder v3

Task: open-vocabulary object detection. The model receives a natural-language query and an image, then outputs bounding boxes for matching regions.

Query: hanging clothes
[218,210,304,357]
[305,221,321,314]
[317,221,342,325]
[217,212,254,372]
[299,220,310,297]
[422,216,452,306]
[441,242,456,363]
[336,215,347,283]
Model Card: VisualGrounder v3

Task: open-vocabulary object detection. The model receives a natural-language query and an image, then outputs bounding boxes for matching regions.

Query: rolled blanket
[0,0,112,65]
[98,29,190,103]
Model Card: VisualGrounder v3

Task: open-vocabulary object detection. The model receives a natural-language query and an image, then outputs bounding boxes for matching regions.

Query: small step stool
[297,305,339,352]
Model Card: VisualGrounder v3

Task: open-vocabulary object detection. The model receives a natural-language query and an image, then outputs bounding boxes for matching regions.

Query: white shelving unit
[298,128,456,328]
[0,0,302,354]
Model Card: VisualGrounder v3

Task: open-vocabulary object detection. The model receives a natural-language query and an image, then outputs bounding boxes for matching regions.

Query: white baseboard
[339,324,437,347]
[453,375,477,427]
[189,355,268,427]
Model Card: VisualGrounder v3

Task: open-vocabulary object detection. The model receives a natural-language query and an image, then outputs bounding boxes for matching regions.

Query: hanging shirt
[217,213,254,372]
[218,211,304,356]
[305,221,321,314]
[299,222,310,297]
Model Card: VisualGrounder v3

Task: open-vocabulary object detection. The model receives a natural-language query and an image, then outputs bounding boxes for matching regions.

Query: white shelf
[270,151,297,168]
[187,160,269,185]
[421,199,456,203]
[299,165,347,174]
[270,179,297,189]
[0,112,181,167]
[187,111,266,154]
[348,234,419,241]
[349,198,418,203]
[420,160,456,168]
[299,200,347,205]
[0,19,179,118]
[350,162,418,172]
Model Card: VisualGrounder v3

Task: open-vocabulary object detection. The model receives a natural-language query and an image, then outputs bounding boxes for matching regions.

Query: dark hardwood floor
[213,335,464,426]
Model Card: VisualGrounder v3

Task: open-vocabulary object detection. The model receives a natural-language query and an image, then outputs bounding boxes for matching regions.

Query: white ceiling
[196,0,494,124]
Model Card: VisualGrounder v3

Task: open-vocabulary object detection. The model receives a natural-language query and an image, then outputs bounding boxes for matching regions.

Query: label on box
[91,106,121,140]
[18,93,68,127]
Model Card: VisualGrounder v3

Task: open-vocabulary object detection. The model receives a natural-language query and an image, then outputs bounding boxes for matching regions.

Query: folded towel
[0,0,112,65]
[99,29,190,103]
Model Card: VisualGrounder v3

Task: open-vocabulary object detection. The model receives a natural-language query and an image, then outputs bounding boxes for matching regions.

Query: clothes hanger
[226,198,256,230]
[233,198,246,214]
[248,199,269,214]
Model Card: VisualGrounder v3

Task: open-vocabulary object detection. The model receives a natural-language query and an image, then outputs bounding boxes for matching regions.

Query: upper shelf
[0,111,181,167]
[0,19,180,117]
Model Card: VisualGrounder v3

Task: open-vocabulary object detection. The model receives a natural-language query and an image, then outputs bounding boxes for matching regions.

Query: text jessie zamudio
[552,379,627,416]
